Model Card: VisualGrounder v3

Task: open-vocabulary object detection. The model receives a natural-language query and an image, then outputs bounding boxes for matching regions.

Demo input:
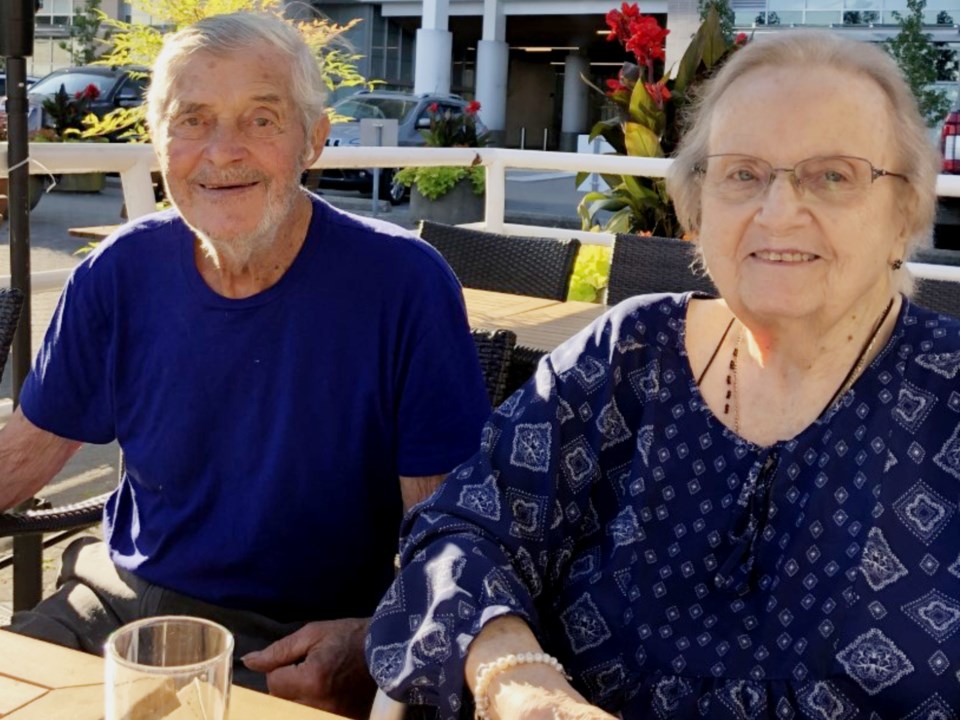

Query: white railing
[1,141,960,419]
[4,143,960,289]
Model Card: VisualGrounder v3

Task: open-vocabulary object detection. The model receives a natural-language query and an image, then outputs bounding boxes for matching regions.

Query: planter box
[410,178,485,226]
[0,176,46,220]
[52,172,106,194]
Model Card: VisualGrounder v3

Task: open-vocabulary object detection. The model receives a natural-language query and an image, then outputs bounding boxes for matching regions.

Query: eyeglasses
[694,154,908,205]
[167,111,287,141]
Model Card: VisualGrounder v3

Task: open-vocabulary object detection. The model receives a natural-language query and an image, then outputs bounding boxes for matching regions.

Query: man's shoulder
[308,194,458,285]
[88,209,187,257]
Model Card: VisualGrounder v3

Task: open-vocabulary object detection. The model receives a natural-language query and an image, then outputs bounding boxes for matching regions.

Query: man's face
[155,42,326,261]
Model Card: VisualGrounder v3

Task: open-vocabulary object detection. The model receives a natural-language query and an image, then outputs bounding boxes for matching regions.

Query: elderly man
[0,12,489,718]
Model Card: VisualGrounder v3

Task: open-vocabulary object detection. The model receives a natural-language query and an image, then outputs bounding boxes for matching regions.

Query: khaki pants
[4,537,305,692]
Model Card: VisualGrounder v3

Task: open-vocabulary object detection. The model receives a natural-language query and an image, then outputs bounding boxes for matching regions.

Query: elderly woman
[365,31,958,718]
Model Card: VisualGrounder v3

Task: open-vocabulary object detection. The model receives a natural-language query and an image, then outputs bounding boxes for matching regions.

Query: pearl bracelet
[473,651,571,720]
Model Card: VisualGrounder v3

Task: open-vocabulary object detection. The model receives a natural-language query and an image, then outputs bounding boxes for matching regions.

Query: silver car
[315,90,483,205]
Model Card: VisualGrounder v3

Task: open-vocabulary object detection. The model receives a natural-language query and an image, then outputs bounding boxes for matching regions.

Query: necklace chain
[720,297,895,434]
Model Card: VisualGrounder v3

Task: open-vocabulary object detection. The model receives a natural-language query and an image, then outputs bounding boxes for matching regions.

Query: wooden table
[0,630,341,720]
[67,225,121,241]
[463,288,606,352]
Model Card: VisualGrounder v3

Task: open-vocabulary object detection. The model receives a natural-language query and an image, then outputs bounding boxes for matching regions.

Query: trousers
[4,537,306,692]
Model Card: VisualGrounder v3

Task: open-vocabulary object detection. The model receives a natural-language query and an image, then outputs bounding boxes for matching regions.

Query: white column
[665,0,701,70]
[414,0,453,96]
[476,41,508,137]
[422,0,450,29]
[414,29,453,95]
[560,54,589,152]
[475,0,508,143]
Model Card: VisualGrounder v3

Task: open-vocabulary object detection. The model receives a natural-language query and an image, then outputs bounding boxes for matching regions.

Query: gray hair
[666,30,940,291]
[147,12,326,145]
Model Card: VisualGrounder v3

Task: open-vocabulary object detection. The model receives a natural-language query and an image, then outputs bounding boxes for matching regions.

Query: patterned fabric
[366,292,960,719]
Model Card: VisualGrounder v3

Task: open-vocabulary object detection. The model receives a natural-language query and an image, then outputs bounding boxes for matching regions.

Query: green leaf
[604,208,635,234]
[628,81,658,125]
[623,121,663,158]
[674,7,728,94]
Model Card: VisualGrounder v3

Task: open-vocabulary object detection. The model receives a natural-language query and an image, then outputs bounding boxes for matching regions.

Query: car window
[30,72,116,97]
[116,75,148,101]
[334,97,418,121]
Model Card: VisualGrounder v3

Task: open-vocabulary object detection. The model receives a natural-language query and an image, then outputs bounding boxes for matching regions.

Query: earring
[891,259,903,270]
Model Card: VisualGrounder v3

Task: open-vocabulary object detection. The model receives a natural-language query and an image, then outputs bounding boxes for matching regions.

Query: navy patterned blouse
[365,292,960,719]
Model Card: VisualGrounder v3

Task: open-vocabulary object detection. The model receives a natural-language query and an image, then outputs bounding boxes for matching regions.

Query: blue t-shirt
[367,292,960,718]
[21,194,490,620]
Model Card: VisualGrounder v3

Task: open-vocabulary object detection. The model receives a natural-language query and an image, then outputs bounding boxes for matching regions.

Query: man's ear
[303,114,330,168]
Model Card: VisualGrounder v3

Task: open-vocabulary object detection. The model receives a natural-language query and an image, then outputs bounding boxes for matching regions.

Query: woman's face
[698,65,907,328]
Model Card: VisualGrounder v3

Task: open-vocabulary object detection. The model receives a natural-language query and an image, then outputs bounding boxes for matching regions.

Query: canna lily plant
[578,3,747,236]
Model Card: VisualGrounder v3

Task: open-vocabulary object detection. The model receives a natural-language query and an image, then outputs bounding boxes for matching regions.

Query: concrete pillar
[476,41,508,144]
[475,0,508,145]
[665,0,701,71]
[560,54,589,152]
[414,0,453,96]
[414,29,453,95]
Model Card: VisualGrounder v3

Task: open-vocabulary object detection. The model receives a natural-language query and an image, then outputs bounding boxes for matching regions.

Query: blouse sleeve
[366,317,626,718]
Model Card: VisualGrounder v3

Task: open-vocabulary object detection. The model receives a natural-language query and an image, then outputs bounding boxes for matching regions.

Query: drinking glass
[104,616,234,720]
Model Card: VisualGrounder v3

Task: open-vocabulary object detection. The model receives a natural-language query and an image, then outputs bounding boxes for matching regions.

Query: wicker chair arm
[0,492,110,537]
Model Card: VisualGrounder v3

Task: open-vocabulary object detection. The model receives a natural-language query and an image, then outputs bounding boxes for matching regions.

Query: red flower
[75,83,100,101]
[466,100,481,115]
[605,77,630,96]
[735,32,748,45]
[643,81,671,106]
[624,15,669,65]
[604,2,641,43]
[428,102,439,113]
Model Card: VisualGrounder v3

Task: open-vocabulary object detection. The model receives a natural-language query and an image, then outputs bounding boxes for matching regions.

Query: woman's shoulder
[548,292,695,379]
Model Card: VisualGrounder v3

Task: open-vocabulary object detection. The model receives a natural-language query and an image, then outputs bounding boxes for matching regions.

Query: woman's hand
[485,663,617,720]
[466,616,616,720]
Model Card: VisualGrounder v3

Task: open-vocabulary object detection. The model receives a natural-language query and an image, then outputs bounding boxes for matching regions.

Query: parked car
[22,64,149,139]
[0,73,39,97]
[937,89,960,250]
[315,90,485,205]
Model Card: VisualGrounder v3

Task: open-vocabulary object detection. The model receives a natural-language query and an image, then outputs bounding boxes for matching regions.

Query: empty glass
[104,616,234,720]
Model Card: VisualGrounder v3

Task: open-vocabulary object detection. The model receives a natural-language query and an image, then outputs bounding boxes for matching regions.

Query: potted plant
[36,82,107,193]
[578,3,746,235]
[396,100,489,224]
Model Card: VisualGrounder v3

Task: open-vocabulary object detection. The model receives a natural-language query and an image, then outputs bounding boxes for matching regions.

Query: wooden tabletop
[463,288,606,352]
[0,630,342,720]
[67,225,121,241]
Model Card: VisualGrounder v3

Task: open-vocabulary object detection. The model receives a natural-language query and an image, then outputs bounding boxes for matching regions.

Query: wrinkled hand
[486,665,618,720]
[242,617,376,719]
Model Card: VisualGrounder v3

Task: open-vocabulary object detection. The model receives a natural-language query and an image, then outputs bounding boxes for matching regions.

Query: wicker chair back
[419,221,580,301]
[471,328,517,407]
[608,234,717,306]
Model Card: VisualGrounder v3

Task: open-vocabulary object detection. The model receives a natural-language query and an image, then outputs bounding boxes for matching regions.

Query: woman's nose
[753,172,808,228]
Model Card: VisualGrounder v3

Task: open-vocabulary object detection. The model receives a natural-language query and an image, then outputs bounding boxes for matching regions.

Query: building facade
[24,0,960,146]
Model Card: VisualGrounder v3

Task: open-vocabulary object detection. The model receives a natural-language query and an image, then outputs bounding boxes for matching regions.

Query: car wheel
[382,170,407,205]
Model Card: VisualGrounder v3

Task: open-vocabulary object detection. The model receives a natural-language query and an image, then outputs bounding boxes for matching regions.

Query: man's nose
[202,121,248,162]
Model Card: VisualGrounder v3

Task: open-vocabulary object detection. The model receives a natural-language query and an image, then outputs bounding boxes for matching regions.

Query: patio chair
[471,328,517,407]
[912,277,960,319]
[607,234,717,306]
[419,221,581,301]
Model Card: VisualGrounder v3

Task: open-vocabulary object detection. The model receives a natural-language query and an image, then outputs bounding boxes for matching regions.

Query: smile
[198,181,259,191]
[751,250,818,263]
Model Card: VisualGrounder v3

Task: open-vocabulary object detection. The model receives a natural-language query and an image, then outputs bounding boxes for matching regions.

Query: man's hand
[241,617,376,719]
